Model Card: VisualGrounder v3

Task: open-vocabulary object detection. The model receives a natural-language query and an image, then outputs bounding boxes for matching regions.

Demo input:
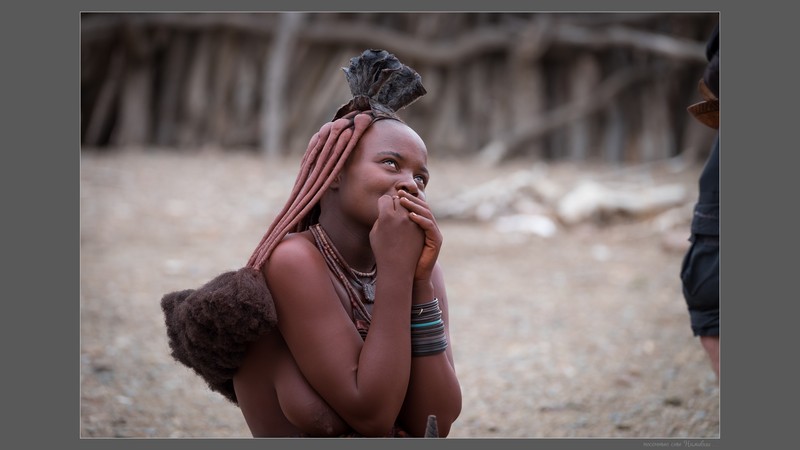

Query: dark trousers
[680,234,719,336]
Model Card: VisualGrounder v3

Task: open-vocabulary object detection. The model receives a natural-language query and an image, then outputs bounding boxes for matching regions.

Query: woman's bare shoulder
[264,231,318,269]
[261,231,330,297]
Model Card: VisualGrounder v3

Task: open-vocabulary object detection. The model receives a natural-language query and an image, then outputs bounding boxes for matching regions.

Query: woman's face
[334,119,429,226]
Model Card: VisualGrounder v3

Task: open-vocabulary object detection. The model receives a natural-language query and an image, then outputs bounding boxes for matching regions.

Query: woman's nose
[397,175,420,197]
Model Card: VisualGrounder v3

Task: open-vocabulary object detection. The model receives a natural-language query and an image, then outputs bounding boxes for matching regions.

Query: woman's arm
[265,196,426,436]
[397,263,462,436]
[394,191,462,435]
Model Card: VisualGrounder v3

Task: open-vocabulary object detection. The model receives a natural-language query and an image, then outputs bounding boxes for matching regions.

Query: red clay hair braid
[246,48,427,269]
[245,111,376,269]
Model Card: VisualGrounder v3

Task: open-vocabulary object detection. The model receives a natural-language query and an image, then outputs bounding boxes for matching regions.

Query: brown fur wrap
[160,267,278,404]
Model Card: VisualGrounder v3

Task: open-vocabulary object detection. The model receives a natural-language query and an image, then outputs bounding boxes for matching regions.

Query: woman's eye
[383,160,398,169]
[414,175,427,185]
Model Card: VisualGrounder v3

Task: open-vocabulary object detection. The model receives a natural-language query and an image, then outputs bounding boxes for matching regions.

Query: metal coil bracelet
[410,298,448,356]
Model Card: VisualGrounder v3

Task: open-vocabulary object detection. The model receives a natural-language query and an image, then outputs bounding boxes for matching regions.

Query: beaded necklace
[310,223,377,338]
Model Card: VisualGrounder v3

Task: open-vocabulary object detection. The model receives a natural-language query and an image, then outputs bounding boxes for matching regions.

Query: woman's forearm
[398,351,462,436]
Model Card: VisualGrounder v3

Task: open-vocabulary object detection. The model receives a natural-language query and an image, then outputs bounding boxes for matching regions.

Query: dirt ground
[79,149,719,439]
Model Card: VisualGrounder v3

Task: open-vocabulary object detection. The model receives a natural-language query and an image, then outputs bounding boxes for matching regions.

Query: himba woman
[161,49,462,437]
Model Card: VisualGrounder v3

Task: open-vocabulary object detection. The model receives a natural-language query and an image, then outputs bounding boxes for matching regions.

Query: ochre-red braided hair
[245,48,426,270]
[246,111,375,269]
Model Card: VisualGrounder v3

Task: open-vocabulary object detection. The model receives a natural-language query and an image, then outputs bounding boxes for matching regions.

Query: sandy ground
[79,149,719,438]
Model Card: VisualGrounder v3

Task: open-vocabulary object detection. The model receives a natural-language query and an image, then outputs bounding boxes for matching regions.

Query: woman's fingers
[377,194,399,215]
[397,191,433,220]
